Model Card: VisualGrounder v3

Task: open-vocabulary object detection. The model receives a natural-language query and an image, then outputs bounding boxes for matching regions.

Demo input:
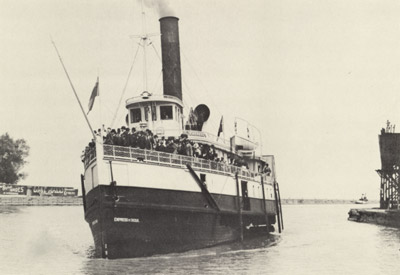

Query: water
[0,204,399,274]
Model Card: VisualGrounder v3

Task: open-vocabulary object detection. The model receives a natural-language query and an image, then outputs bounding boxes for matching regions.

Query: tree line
[0,133,29,184]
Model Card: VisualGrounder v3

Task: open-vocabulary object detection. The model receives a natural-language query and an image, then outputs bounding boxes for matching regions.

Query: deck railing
[83,149,96,168]
[95,144,272,184]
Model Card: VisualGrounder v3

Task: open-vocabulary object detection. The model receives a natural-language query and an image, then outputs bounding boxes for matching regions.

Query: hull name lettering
[114,217,140,223]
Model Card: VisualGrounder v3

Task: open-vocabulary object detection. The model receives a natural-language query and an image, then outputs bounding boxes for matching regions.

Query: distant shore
[282,198,379,205]
[0,195,82,206]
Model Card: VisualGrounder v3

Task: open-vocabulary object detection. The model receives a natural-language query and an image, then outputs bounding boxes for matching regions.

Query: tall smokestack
[159,16,182,101]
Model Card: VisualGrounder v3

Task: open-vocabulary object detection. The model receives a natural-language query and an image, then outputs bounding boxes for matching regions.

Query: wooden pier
[349,124,400,227]
[348,208,400,227]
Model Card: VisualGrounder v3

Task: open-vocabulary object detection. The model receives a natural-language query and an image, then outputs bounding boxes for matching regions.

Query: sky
[1,0,399,200]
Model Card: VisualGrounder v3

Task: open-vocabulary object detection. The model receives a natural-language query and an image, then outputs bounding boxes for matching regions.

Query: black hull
[84,185,277,259]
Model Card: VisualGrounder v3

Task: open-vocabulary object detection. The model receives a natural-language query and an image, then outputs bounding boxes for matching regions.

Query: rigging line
[180,80,199,112]
[148,39,163,94]
[99,103,116,118]
[110,43,141,128]
[181,50,234,137]
[115,80,142,126]
[181,77,221,132]
[181,85,223,136]
[181,50,223,116]
[181,76,199,104]
[149,38,162,61]
[151,70,163,94]
[215,174,230,204]
[179,68,202,107]
[143,41,161,87]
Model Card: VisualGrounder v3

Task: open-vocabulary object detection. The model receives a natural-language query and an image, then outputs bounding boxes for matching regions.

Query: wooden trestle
[376,169,400,209]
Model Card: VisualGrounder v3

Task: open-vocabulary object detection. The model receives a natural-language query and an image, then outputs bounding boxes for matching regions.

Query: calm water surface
[0,204,399,274]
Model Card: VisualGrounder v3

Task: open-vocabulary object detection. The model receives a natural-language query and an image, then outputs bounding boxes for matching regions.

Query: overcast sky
[1,0,399,200]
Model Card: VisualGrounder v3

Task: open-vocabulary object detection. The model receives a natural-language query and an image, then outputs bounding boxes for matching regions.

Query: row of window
[130,105,176,123]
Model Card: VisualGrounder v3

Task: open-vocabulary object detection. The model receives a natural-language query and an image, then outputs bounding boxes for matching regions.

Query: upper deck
[84,144,274,185]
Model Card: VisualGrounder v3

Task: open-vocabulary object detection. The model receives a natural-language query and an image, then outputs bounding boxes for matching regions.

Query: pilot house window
[151,104,157,121]
[130,108,141,123]
[160,106,173,120]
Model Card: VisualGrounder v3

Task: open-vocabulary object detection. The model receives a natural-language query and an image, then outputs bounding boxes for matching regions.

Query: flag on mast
[217,116,224,137]
[87,78,99,114]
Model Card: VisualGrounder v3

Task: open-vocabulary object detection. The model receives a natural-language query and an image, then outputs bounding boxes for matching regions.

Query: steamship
[81,14,283,259]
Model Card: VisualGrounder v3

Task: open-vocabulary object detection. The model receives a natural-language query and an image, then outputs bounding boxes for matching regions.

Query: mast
[135,0,159,93]
[140,0,148,93]
[110,1,158,129]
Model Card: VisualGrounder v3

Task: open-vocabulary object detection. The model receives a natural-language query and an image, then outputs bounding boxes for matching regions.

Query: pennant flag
[87,78,99,114]
[217,116,224,137]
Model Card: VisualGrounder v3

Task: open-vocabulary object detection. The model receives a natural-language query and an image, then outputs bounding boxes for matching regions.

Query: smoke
[157,0,175,17]
[139,0,176,18]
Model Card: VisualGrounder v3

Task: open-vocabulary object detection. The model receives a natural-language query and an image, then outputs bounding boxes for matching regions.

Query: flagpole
[51,38,96,141]
[222,116,225,144]
[97,75,103,137]
[217,116,224,142]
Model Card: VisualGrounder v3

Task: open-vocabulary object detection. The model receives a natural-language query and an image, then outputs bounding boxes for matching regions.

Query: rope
[215,174,230,204]
[114,79,142,127]
[151,70,163,94]
[181,50,234,137]
[110,43,141,128]
[150,38,162,61]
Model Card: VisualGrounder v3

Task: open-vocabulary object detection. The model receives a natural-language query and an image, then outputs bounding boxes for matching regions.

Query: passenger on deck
[104,129,114,145]
[201,144,209,159]
[193,142,200,157]
[172,139,179,154]
[137,131,146,149]
[185,141,193,157]
[263,164,271,176]
[165,138,174,153]
[121,127,129,146]
[152,135,159,150]
[144,130,152,150]
[94,129,102,139]
[157,137,167,152]
[113,128,122,146]
[128,128,137,147]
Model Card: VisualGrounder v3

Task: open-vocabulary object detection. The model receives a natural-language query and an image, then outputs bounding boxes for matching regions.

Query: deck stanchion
[273,181,282,233]
[235,172,244,242]
[260,175,269,232]
[276,181,284,230]
[81,174,86,213]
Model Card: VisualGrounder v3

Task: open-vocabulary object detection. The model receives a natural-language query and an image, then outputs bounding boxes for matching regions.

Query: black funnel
[159,16,182,101]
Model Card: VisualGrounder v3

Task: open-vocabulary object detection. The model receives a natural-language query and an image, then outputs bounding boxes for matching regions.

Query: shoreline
[281,199,379,205]
[0,195,82,206]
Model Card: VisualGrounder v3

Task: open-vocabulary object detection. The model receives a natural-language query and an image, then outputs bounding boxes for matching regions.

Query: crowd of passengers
[84,126,271,175]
